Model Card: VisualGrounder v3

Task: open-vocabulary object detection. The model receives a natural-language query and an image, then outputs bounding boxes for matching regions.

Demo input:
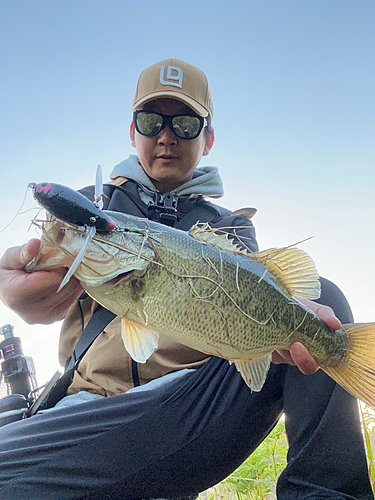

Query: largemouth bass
[27,182,375,407]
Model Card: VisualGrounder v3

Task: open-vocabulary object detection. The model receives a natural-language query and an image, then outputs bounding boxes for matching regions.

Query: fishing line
[0,185,31,234]
[27,209,44,234]
[19,207,43,216]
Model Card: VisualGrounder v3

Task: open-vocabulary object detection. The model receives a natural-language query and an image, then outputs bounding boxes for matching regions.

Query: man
[0,59,372,499]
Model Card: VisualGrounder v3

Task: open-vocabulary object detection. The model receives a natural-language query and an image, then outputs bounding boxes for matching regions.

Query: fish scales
[85,219,348,367]
[27,182,375,406]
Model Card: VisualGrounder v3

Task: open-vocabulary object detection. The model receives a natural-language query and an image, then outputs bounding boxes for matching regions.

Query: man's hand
[0,239,83,325]
[271,298,342,375]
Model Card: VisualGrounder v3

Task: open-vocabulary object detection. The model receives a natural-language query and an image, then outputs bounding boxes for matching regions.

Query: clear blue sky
[0,1,374,384]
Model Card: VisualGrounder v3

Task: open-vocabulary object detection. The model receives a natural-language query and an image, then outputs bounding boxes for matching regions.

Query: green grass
[199,405,375,500]
[199,422,288,500]
[360,404,375,496]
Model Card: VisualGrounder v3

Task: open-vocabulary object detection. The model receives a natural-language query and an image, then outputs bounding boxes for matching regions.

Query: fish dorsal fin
[189,223,249,256]
[251,247,321,299]
[230,207,257,220]
[234,354,272,391]
[120,317,159,363]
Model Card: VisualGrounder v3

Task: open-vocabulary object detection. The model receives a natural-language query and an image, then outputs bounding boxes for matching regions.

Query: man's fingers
[0,239,41,271]
[273,298,341,375]
[22,268,81,301]
[6,271,83,325]
[0,240,84,325]
[272,349,294,365]
[289,342,319,375]
[314,305,342,330]
[37,281,84,324]
[297,297,342,330]
[273,344,319,375]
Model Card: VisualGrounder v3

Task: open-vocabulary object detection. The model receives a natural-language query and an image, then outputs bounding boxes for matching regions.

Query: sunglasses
[133,111,207,140]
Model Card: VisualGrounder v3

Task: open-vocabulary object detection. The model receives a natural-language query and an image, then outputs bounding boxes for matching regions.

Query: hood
[110,155,224,199]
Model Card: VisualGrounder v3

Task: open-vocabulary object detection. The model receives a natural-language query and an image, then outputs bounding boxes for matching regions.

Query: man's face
[130,98,214,193]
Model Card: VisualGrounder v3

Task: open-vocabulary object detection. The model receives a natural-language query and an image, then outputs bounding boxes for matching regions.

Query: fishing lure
[29,167,117,291]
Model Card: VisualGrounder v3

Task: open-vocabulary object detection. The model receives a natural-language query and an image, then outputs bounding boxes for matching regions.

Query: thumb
[20,239,41,267]
[0,239,41,271]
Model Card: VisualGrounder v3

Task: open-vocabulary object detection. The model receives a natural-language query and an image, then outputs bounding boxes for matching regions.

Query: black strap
[175,203,218,230]
[65,305,116,371]
[35,305,116,410]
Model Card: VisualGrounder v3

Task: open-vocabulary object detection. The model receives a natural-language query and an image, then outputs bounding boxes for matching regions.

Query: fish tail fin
[323,323,375,407]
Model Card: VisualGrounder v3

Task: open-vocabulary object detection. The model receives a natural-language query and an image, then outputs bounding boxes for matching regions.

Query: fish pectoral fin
[234,354,272,391]
[251,247,321,300]
[120,317,159,364]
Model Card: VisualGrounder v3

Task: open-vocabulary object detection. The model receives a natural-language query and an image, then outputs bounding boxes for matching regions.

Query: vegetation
[199,422,288,500]
[360,404,375,495]
[199,405,375,500]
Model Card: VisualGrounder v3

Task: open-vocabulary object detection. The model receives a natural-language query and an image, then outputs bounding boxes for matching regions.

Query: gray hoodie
[110,155,224,203]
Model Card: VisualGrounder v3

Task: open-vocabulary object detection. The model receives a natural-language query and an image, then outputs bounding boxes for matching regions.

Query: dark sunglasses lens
[136,113,163,136]
[172,116,202,139]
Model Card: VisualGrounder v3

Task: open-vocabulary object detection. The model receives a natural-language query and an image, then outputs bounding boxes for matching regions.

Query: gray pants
[0,356,372,500]
[0,277,372,499]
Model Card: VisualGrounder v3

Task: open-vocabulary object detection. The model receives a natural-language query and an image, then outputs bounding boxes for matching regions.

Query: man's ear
[203,129,215,156]
[130,122,136,148]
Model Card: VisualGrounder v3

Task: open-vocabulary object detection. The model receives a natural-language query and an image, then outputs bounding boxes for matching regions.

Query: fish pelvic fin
[251,247,321,300]
[322,323,375,407]
[234,354,272,391]
[120,317,159,364]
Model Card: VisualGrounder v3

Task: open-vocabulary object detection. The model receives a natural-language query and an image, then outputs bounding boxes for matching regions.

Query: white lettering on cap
[160,66,183,88]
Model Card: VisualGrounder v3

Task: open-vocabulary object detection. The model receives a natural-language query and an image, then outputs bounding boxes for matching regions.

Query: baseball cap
[132,58,213,120]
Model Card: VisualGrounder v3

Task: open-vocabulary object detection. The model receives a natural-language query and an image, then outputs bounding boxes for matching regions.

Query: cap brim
[132,91,210,118]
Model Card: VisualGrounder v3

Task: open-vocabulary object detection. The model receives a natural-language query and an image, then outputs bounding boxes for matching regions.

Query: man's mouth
[157,154,178,160]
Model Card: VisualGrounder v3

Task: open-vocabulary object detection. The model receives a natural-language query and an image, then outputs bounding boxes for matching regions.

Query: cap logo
[160,65,183,88]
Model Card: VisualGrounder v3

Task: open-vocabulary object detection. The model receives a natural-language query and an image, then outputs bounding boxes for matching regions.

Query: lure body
[30,182,116,232]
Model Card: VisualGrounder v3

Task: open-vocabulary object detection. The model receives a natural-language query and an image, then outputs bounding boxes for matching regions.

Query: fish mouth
[107,270,134,285]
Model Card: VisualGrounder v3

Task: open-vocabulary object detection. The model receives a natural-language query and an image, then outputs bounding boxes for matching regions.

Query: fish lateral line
[93,233,163,267]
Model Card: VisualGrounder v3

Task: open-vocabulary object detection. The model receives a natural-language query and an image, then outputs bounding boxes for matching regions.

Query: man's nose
[157,124,178,145]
